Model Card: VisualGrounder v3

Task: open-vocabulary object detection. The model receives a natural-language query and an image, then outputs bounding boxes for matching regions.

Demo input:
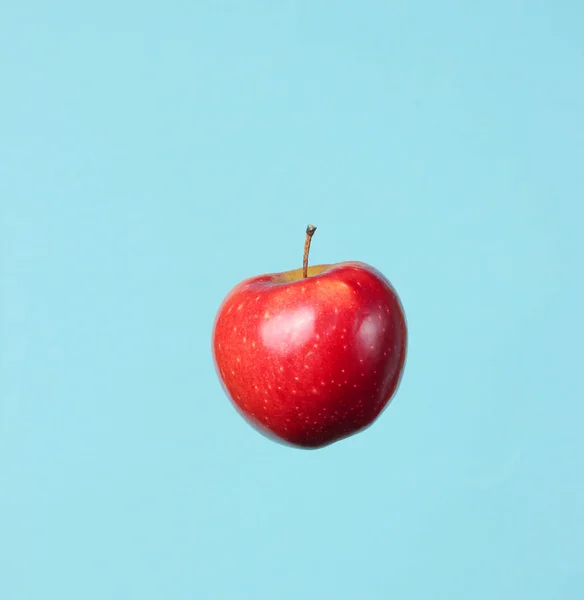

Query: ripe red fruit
[212,226,407,449]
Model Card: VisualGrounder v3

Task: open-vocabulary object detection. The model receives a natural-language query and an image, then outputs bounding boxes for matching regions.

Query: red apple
[212,226,407,449]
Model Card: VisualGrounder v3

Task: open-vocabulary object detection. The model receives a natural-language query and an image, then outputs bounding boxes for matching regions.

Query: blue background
[2,2,583,598]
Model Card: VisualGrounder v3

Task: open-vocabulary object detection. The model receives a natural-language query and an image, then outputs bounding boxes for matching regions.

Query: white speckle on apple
[236,357,241,362]
[279,366,284,372]
[353,384,358,388]
[316,334,320,339]
[343,345,347,350]
[255,295,260,301]
[334,308,338,313]
[294,376,299,381]
[304,364,310,369]
[320,381,326,386]
[233,326,237,332]
[313,344,318,349]
[231,370,235,375]
[341,369,345,373]
[312,388,318,394]
[264,311,270,319]
[243,336,246,343]
[237,303,243,311]
[251,341,256,348]
[292,390,297,394]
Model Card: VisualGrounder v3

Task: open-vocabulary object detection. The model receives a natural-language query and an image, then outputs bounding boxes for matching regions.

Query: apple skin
[212,261,407,449]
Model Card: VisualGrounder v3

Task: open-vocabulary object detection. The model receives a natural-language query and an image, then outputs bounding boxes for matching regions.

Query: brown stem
[303,224,317,278]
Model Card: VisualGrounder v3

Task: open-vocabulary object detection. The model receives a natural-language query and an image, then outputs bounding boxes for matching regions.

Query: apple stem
[303,224,317,278]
